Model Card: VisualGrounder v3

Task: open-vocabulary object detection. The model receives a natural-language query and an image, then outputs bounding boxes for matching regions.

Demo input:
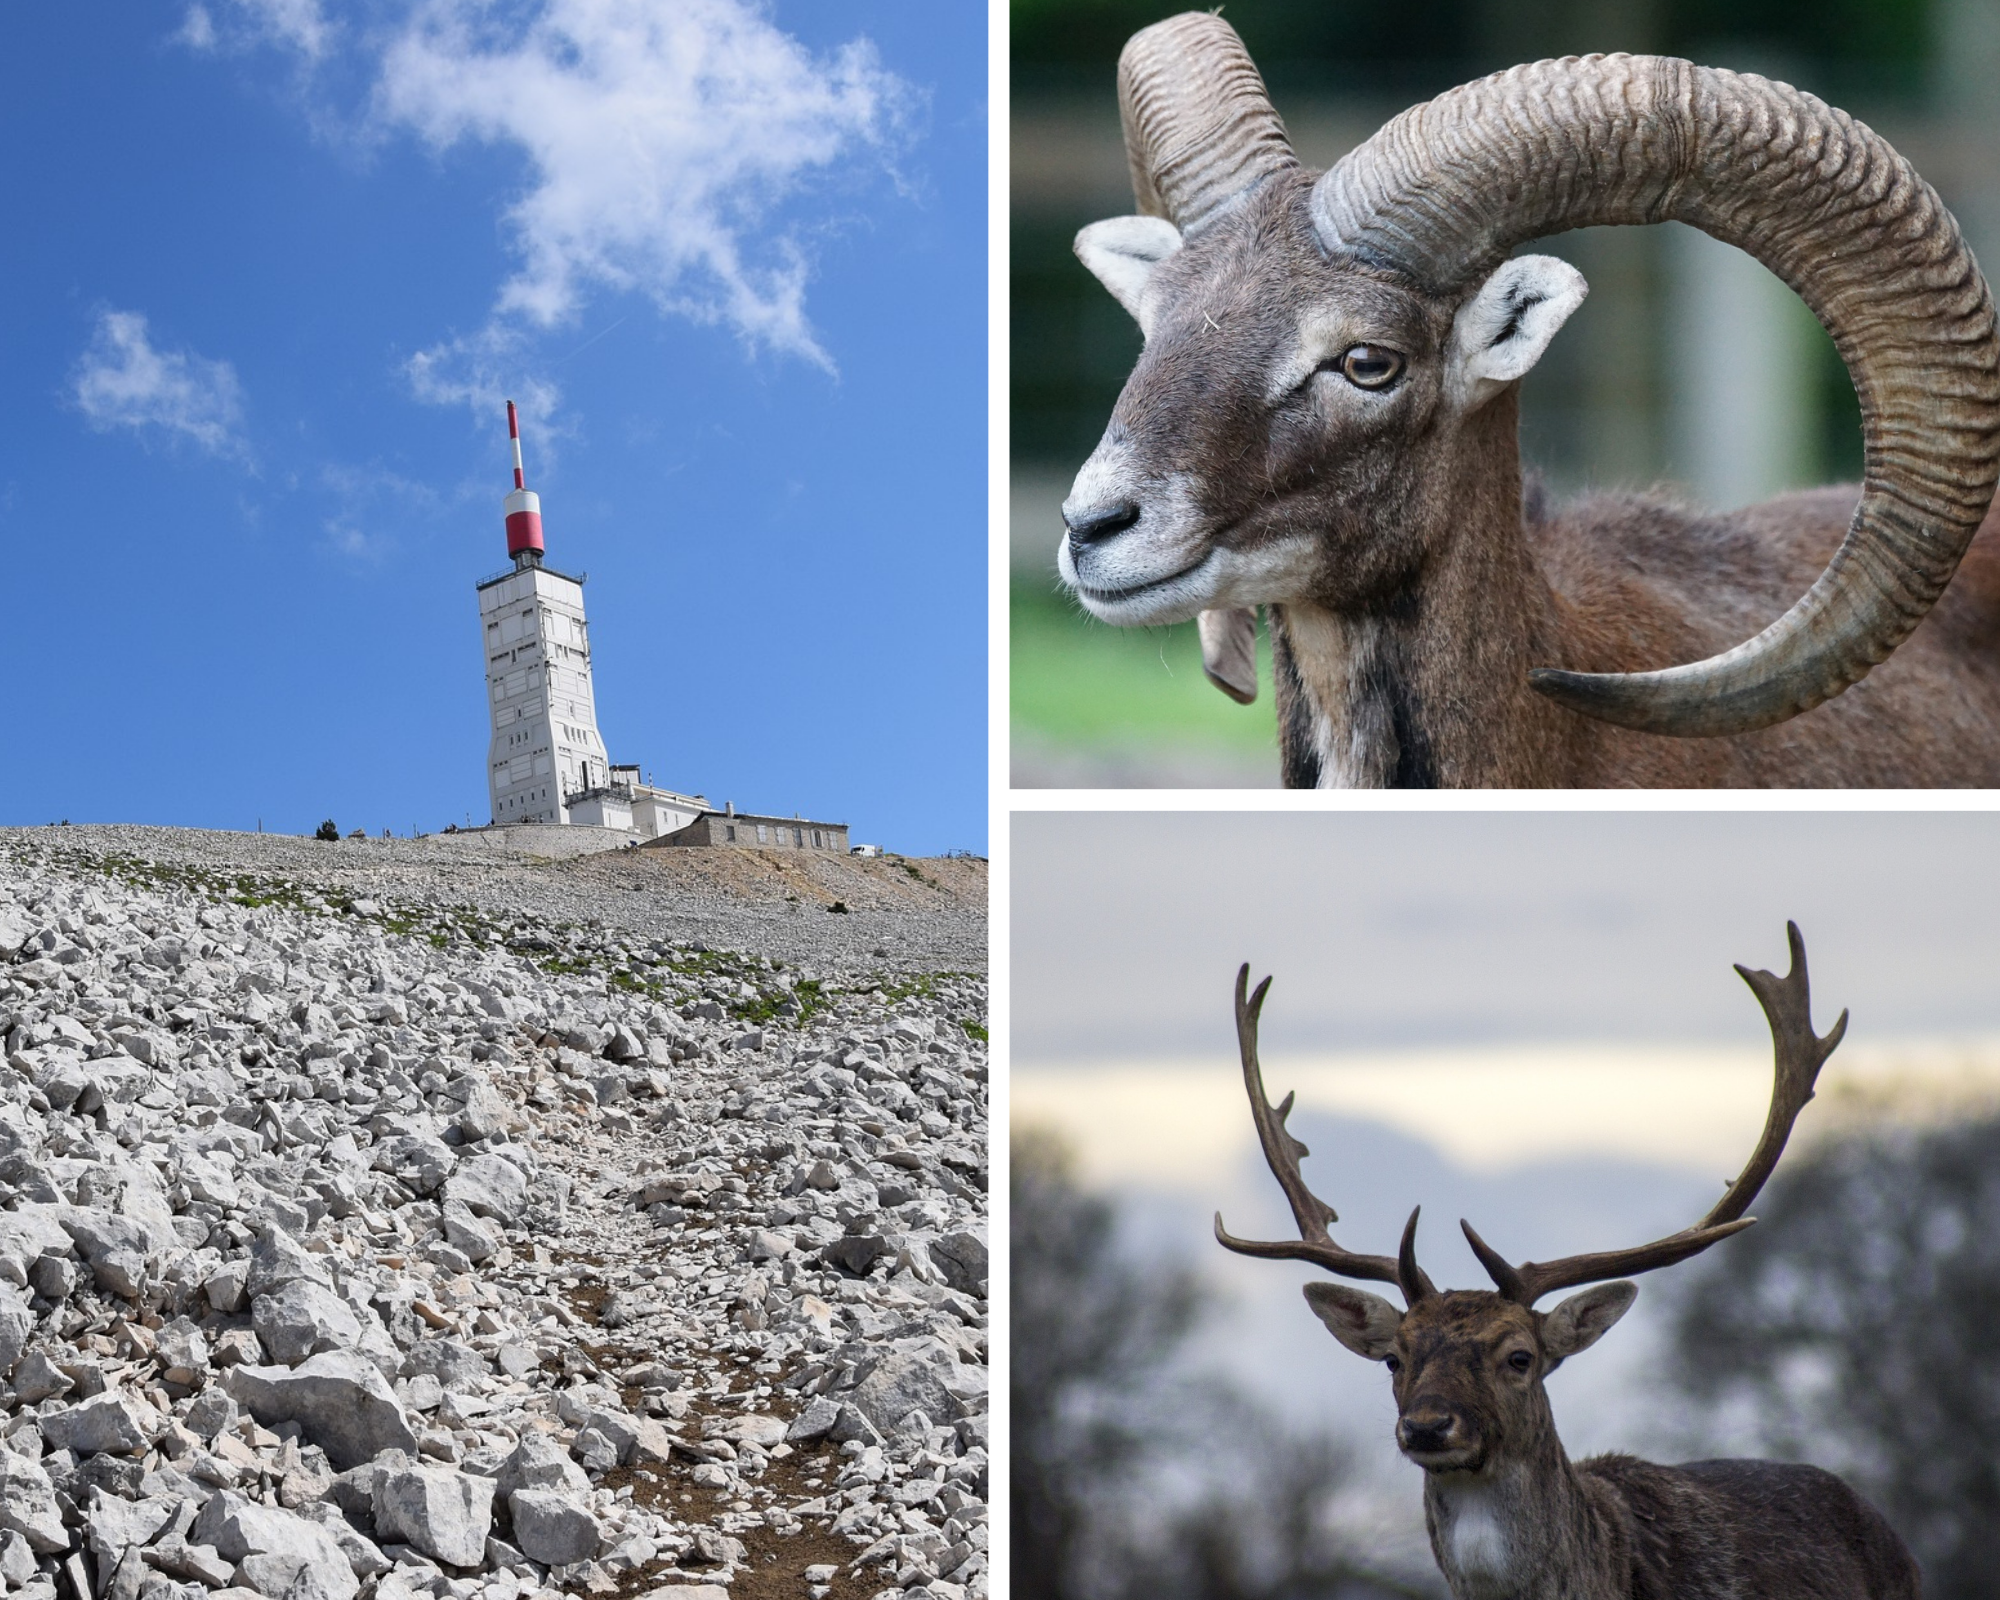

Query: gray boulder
[441,1154,527,1226]
[371,1463,494,1568]
[506,1488,599,1565]
[930,1229,988,1295]
[0,1286,33,1375]
[40,1391,158,1455]
[189,1493,358,1600]
[455,1083,510,1142]
[495,1432,590,1500]
[0,1452,65,1553]
[296,1504,391,1580]
[785,1396,840,1443]
[252,1280,364,1367]
[847,1342,968,1433]
[822,1234,891,1276]
[83,1488,179,1560]
[245,1231,331,1299]
[372,1135,456,1197]
[0,1208,72,1290]
[11,1351,69,1405]
[225,1352,417,1470]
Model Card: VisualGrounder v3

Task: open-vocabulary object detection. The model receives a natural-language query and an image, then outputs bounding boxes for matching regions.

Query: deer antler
[1461,922,1847,1306]
[1214,965,1436,1306]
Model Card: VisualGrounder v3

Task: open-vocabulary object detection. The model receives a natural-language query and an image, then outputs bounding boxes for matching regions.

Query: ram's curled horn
[1312,54,2000,737]
[1117,12,1298,235]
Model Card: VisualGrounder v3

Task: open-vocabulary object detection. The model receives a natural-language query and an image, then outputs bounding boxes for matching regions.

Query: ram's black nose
[1063,500,1141,546]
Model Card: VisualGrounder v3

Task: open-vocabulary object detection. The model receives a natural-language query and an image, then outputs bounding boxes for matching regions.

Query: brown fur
[1073,168,2000,786]
[1371,1290,1919,1599]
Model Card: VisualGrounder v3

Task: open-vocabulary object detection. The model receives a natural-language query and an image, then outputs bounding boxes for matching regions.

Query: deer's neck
[1423,1438,1623,1600]
[1270,397,1569,789]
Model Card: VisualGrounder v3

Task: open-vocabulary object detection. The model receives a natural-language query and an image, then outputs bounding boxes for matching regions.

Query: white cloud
[315,459,454,562]
[176,0,334,61]
[71,310,248,460]
[177,6,218,51]
[372,0,915,382]
[403,325,562,432]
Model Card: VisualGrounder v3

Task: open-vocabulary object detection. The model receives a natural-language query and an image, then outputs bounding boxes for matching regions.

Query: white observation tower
[476,401,611,825]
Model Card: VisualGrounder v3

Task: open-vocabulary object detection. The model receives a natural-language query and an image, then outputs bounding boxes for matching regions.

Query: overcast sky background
[1,2,984,852]
[1013,811,2000,1060]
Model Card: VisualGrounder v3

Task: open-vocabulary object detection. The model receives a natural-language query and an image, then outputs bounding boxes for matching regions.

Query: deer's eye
[1340,345,1405,389]
[1507,1350,1533,1374]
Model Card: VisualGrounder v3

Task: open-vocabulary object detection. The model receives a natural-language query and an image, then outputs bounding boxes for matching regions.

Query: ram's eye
[1340,345,1405,389]
[1507,1350,1533,1374]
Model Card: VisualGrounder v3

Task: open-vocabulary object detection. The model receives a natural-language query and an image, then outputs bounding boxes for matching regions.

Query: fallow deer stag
[1216,925,1918,1598]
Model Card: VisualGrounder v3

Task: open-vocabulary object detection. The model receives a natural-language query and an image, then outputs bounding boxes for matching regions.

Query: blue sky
[1,1,986,853]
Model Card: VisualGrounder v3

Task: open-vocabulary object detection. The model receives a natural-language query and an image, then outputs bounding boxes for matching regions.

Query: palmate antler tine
[1213,965,1436,1304]
[1465,924,1844,1306]
[1705,920,1846,1229]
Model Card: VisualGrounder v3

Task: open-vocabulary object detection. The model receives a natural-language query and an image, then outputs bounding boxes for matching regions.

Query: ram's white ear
[1076,215,1183,332]
[1303,1282,1403,1361]
[1448,254,1588,411]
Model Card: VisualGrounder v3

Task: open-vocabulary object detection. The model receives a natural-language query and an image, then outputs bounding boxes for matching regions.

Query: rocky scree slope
[0,831,988,1600]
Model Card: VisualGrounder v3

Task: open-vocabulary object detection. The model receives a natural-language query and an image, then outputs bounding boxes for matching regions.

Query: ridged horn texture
[1118,12,1297,233]
[1313,54,2000,737]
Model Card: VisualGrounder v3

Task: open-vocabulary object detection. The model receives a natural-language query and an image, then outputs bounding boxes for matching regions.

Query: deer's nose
[1063,499,1141,546]
[1398,1408,1458,1454]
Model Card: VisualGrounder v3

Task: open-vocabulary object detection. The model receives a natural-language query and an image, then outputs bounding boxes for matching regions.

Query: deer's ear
[1541,1281,1637,1364]
[1303,1282,1403,1361]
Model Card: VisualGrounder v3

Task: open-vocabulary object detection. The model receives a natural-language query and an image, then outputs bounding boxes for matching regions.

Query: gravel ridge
[14,828,983,980]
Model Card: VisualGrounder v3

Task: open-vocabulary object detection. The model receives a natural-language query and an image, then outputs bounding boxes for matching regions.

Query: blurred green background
[1010,0,1999,786]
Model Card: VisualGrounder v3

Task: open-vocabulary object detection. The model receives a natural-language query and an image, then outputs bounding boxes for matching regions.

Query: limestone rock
[252,1279,364,1367]
[225,1353,418,1470]
[0,1452,65,1553]
[441,1154,528,1226]
[931,1229,988,1295]
[495,1432,590,1500]
[39,1390,158,1456]
[192,1492,358,1600]
[371,1462,495,1568]
[506,1488,599,1565]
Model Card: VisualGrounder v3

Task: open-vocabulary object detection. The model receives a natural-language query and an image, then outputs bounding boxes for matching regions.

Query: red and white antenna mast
[503,399,544,567]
